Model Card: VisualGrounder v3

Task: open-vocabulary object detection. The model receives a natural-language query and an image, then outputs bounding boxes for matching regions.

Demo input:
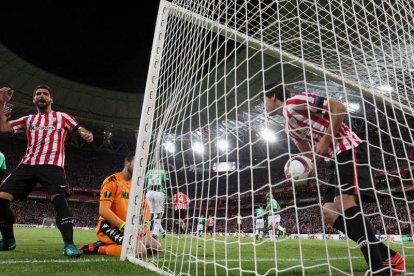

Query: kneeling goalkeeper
[81,152,160,257]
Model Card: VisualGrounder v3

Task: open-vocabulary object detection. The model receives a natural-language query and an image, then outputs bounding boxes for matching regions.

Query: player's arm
[0,109,13,133]
[295,140,313,160]
[276,202,281,211]
[99,201,125,230]
[263,204,270,216]
[76,126,93,143]
[0,88,14,133]
[315,99,346,156]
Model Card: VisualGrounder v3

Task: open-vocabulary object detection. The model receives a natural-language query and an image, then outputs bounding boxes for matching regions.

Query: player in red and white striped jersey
[9,111,80,167]
[174,191,188,211]
[284,93,362,158]
[261,84,404,275]
[173,189,189,236]
[206,215,214,237]
[0,84,93,257]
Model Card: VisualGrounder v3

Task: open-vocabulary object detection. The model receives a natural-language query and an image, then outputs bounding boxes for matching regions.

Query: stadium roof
[0,42,144,130]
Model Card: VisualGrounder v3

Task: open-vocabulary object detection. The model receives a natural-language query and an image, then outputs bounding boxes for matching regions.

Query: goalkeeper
[81,152,160,257]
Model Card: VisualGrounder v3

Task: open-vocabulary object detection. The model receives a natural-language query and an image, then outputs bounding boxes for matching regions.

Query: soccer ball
[284,155,314,182]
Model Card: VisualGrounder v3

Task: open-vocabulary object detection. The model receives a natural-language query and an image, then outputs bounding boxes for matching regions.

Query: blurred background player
[255,204,265,240]
[264,193,286,238]
[196,214,205,237]
[0,152,6,181]
[81,152,160,257]
[234,213,244,237]
[145,160,168,239]
[173,188,189,237]
[206,215,214,237]
[0,84,93,257]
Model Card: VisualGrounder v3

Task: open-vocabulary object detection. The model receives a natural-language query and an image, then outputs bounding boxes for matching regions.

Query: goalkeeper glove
[119,222,126,231]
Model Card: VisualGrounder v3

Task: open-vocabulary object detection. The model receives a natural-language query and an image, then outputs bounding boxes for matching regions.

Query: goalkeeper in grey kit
[145,161,168,239]
[260,84,405,275]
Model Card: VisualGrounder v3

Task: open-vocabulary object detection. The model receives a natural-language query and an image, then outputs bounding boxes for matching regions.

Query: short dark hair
[0,81,13,89]
[260,83,291,102]
[34,84,53,97]
[125,151,135,162]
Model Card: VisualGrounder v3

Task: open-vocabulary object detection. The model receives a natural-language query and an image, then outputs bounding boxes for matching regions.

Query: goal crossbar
[167,1,414,116]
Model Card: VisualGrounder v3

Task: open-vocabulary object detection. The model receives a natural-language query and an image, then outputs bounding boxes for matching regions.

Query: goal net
[122,0,414,274]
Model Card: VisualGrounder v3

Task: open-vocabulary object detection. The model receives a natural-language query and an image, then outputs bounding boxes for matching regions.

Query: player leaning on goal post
[81,152,160,257]
[0,84,93,257]
[260,83,405,275]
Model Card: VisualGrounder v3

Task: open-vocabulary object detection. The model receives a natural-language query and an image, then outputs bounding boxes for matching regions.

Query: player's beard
[36,100,51,110]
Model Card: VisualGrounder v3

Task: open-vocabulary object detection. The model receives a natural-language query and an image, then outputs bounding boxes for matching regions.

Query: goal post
[122,0,414,275]
[120,0,170,272]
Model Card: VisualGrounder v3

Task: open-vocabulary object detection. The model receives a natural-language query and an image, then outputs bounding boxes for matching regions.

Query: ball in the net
[284,156,314,182]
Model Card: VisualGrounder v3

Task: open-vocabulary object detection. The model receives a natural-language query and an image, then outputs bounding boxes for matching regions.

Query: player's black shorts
[324,143,375,203]
[207,226,213,232]
[174,209,187,220]
[0,164,69,200]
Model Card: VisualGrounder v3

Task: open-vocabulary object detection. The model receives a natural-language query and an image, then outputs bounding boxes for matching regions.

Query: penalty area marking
[0,258,114,265]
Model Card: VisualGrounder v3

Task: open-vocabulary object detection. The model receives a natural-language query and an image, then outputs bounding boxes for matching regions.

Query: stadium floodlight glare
[347,102,361,112]
[376,85,394,94]
[192,142,204,154]
[163,141,175,153]
[260,128,276,142]
[217,139,229,151]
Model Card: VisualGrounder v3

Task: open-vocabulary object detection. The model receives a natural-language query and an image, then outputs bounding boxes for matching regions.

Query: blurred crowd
[12,199,98,228]
[1,135,413,234]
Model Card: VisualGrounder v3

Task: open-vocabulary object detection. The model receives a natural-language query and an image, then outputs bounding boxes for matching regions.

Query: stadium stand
[1,131,412,232]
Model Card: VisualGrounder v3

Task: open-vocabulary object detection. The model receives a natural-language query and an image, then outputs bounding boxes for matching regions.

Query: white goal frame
[121,0,414,275]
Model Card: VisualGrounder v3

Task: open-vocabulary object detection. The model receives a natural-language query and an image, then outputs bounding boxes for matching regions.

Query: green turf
[0,228,412,275]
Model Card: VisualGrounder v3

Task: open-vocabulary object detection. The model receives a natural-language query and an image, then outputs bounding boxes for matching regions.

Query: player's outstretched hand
[80,130,94,142]
[0,87,13,106]
[3,108,11,119]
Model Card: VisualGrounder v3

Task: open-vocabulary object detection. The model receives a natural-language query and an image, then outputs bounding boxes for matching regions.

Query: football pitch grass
[0,228,412,275]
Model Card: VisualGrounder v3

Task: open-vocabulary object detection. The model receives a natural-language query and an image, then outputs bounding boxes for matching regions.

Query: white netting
[122,0,414,275]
